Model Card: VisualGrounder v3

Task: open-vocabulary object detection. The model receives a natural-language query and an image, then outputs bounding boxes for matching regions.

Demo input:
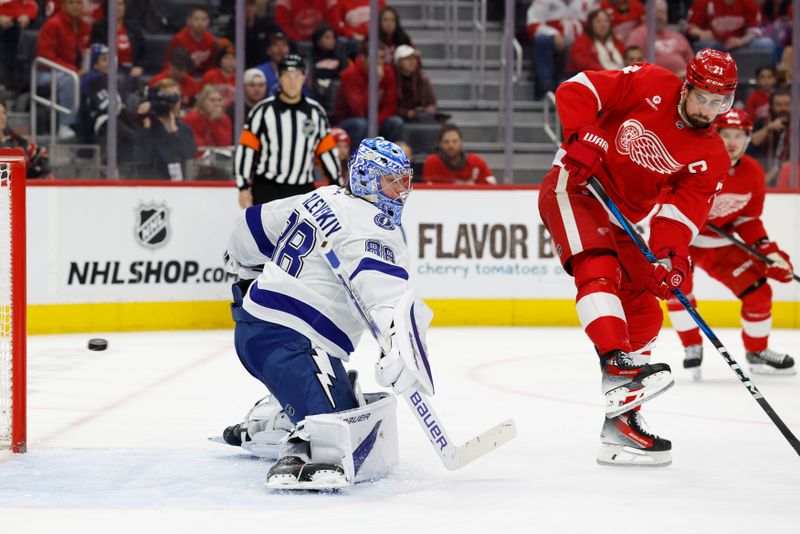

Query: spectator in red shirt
[687,0,773,53]
[567,8,625,74]
[274,0,340,42]
[183,85,233,150]
[334,42,403,149]
[746,66,777,122]
[626,0,693,77]
[45,0,103,23]
[200,41,236,109]
[149,47,199,109]
[423,124,496,185]
[165,5,217,76]
[0,0,37,89]
[600,0,643,42]
[379,6,412,63]
[36,0,91,140]
[91,0,145,78]
[336,0,386,41]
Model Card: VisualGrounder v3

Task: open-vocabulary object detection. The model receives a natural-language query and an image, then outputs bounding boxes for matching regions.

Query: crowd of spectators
[1,0,797,185]
[526,0,793,94]
[524,0,796,186]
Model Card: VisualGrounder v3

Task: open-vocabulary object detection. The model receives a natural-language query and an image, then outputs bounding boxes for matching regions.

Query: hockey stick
[706,223,800,283]
[586,176,800,457]
[317,239,516,470]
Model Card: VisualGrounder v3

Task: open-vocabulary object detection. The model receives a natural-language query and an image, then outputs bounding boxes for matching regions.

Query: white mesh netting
[0,162,13,447]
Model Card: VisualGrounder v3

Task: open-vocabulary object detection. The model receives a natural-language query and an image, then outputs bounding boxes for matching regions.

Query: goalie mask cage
[0,148,26,453]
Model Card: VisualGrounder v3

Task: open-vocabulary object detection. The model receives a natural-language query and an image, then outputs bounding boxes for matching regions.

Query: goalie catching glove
[374,290,435,397]
[755,240,793,283]
[646,248,690,300]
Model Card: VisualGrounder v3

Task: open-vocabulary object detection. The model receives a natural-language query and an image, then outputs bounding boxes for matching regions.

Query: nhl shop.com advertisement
[26,185,242,305]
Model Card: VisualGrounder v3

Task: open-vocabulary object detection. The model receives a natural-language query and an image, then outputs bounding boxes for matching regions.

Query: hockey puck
[88,338,108,351]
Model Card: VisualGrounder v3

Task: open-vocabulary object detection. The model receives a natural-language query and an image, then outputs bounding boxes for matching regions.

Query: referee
[235,54,340,207]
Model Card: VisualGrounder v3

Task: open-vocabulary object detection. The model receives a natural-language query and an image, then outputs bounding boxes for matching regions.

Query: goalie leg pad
[267,393,399,489]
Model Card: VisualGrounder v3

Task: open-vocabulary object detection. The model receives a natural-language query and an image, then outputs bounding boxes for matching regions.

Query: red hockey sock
[741,283,772,353]
[572,252,631,355]
[666,294,702,347]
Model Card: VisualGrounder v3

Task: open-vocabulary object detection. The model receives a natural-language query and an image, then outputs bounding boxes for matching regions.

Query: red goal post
[0,148,26,453]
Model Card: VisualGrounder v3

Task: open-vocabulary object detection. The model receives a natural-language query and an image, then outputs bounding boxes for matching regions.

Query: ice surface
[2,327,799,533]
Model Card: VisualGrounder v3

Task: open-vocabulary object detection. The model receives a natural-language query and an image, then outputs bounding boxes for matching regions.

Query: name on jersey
[302,192,343,238]
[409,391,448,450]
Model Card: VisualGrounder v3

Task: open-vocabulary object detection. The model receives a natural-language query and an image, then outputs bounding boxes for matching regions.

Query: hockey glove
[646,248,690,300]
[562,126,609,185]
[375,324,420,395]
[756,240,794,283]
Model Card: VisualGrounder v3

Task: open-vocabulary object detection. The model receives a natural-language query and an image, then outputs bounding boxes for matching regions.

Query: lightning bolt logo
[312,348,337,409]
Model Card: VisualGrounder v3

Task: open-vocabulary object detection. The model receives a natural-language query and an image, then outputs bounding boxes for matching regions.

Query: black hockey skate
[222,424,245,446]
[683,344,703,381]
[601,350,674,418]
[746,349,796,375]
[266,456,348,490]
[597,411,672,467]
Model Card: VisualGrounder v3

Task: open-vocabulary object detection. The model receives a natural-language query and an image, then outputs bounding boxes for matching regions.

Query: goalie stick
[587,176,800,457]
[317,238,516,470]
[706,223,800,283]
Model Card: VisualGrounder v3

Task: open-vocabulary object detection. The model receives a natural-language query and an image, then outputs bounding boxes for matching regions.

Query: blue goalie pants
[231,282,358,423]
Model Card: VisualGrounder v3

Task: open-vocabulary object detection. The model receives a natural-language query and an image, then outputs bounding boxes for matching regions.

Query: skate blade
[688,367,702,381]
[207,436,229,445]
[266,472,351,491]
[596,443,672,467]
[606,371,674,418]
[748,364,797,376]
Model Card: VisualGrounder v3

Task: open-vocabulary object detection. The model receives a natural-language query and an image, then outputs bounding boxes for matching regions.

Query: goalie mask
[348,137,413,226]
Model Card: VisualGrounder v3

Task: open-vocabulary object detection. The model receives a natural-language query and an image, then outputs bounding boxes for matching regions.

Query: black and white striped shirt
[235,95,340,189]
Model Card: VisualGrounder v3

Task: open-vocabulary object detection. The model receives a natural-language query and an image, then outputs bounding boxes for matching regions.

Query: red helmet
[331,127,350,145]
[686,48,738,95]
[715,109,753,133]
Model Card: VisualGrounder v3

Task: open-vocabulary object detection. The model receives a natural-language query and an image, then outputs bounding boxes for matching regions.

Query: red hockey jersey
[692,154,767,249]
[554,63,730,253]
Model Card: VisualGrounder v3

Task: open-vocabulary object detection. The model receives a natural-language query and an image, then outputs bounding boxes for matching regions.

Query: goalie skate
[266,456,349,491]
[597,411,672,467]
[746,349,796,376]
[602,350,674,418]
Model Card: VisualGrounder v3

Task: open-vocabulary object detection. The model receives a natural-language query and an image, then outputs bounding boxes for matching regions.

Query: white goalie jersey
[225,185,411,360]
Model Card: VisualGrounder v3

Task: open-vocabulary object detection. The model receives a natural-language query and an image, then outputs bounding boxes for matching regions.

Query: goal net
[0,149,26,453]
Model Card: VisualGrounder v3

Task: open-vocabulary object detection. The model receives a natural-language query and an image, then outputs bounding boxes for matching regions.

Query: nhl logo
[302,118,315,137]
[135,203,170,248]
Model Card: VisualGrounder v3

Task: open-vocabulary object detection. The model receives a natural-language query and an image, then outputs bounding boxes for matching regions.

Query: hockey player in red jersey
[667,109,795,379]
[538,49,736,466]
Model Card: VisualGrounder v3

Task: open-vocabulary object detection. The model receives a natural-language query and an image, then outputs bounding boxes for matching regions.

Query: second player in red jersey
[667,109,796,379]
[538,49,737,467]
